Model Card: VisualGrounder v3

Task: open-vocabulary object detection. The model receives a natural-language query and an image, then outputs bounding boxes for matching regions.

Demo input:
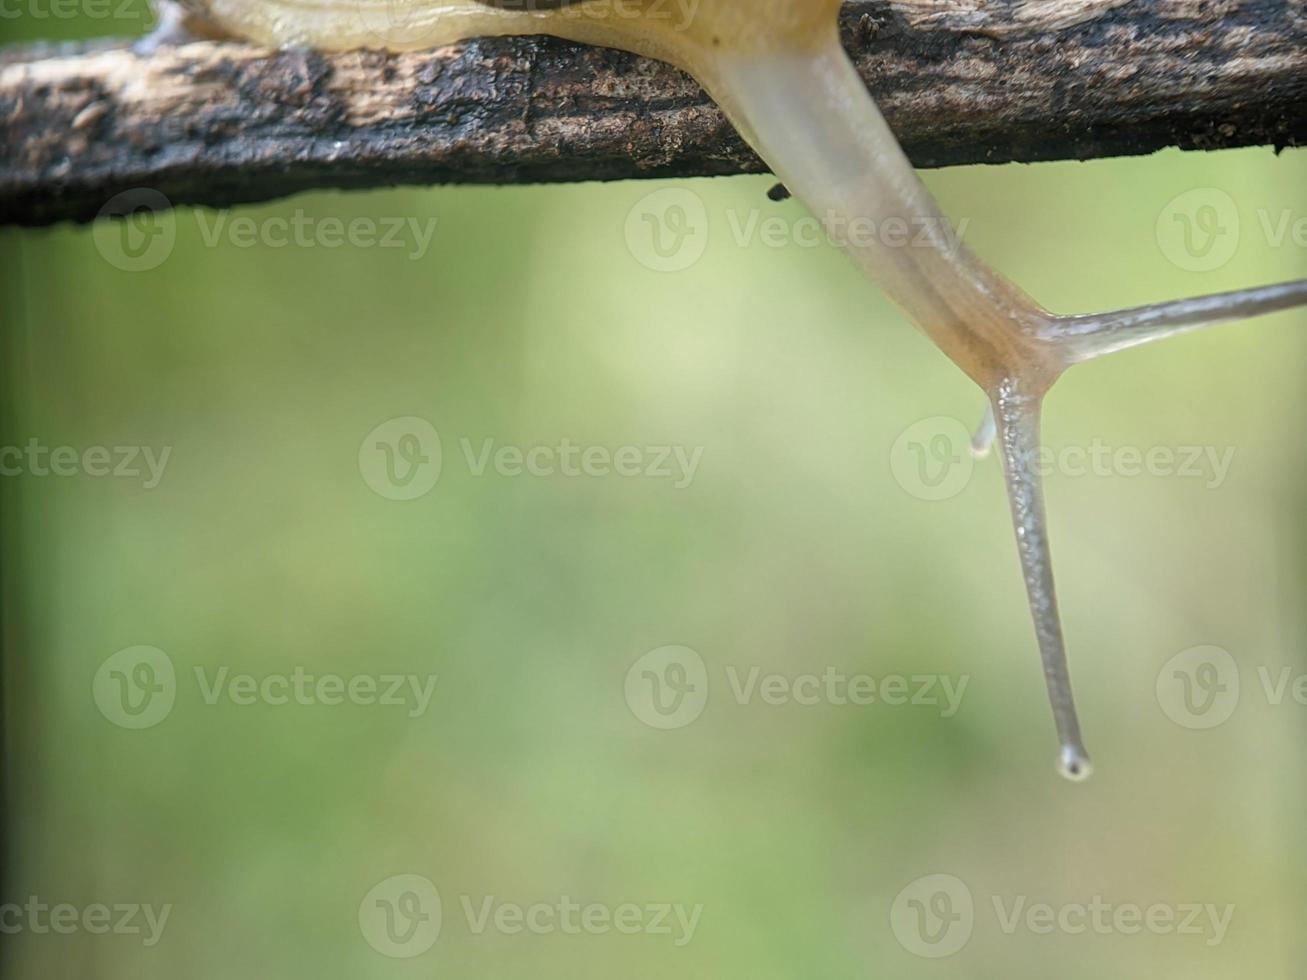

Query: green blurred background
[3,6,1306,979]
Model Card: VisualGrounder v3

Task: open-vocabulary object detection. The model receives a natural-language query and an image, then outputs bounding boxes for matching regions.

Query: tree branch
[2,0,1305,226]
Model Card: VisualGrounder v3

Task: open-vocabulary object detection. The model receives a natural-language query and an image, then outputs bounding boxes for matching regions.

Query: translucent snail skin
[157,0,1307,779]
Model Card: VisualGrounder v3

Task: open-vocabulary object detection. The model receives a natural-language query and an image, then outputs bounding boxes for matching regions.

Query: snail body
[161,0,840,64]
[154,0,1307,779]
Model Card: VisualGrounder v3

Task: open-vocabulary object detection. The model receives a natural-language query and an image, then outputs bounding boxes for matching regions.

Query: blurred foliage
[2,9,1307,980]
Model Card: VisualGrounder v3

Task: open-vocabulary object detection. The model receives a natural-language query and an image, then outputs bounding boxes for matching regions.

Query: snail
[149,0,1307,779]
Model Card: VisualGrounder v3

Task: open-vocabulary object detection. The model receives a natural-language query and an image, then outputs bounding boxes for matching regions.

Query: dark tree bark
[2,0,1305,226]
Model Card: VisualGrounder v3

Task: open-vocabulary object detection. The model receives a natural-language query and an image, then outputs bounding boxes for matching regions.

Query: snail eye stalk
[150,0,1307,778]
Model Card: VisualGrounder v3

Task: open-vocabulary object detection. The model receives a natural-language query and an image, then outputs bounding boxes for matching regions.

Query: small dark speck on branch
[1,0,1305,226]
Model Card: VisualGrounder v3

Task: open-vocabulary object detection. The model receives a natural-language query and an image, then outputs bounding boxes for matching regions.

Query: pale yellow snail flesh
[154,0,1307,780]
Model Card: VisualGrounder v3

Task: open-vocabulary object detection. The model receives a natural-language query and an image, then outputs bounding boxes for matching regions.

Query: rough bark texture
[2,0,1305,226]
